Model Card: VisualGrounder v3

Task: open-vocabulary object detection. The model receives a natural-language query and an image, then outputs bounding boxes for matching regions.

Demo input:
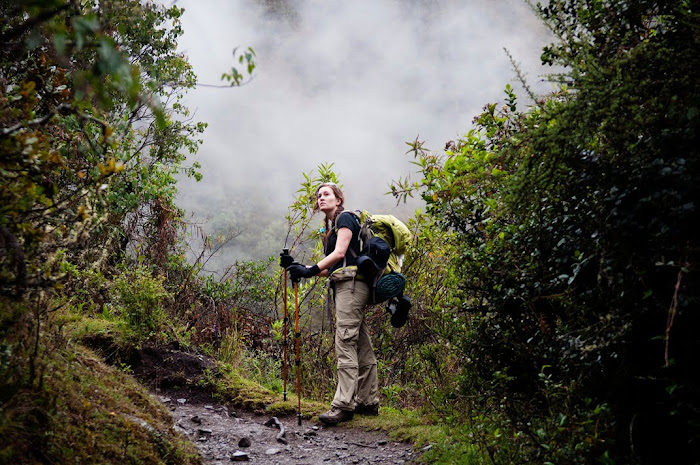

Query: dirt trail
[163,396,418,464]
[126,344,420,464]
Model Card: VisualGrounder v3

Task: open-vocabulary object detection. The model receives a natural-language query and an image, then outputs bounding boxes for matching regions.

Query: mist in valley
[168,0,554,273]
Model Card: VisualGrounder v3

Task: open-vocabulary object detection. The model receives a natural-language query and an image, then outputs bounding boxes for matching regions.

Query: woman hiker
[280,182,379,426]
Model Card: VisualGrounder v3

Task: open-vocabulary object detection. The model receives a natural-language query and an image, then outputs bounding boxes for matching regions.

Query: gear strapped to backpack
[329,210,412,327]
[340,210,411,304]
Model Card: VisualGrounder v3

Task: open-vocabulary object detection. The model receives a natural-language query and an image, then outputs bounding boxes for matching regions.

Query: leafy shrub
[113,267,170,343]
[390,2,700,462]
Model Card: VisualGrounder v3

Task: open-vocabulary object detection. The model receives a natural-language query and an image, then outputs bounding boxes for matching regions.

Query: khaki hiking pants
[331,280,379,411]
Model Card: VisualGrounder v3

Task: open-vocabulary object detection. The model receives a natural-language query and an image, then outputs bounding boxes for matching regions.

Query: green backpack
[339,210,411,305]
[351,210,411,274]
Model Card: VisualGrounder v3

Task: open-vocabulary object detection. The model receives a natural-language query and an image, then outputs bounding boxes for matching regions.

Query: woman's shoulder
[338,209,359,219]
[336,210,361,228]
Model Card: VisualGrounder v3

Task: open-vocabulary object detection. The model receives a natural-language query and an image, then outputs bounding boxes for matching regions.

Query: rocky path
[162,396,419,464]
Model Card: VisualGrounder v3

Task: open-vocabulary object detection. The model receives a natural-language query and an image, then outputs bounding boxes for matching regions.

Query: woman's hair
[314,183,345,247]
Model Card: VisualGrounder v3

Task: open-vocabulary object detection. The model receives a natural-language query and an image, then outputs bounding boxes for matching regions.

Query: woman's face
[316,186,341,215]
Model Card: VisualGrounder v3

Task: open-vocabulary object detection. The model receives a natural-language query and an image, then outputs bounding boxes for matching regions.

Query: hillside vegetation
[2,1,699,465]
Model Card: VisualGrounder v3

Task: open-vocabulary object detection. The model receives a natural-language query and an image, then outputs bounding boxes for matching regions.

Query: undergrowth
[0,313,200,464]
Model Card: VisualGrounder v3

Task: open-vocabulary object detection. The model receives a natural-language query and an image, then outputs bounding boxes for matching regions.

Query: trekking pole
[282,248,289,402]
[294,279,302,426]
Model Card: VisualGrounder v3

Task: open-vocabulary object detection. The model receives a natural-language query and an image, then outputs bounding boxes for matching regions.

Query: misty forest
[1,1,699,464]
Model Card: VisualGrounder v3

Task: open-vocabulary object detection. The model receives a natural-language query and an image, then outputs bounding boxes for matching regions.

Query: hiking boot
[389,295,411,328]
[319,407,354,426]
[354,403,379,416]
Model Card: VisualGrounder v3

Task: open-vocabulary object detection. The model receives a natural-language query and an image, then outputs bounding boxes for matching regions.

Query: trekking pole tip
[297,412,302,426]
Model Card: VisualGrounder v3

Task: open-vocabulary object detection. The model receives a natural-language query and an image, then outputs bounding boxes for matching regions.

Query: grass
[212,363,490,464]
[204,348,489,464]
[214,361,335,418]
[351,406,443,445]
[2,297,487,465]
[199,330,489,464]
[350,407,488,464]
[0,341,200,464]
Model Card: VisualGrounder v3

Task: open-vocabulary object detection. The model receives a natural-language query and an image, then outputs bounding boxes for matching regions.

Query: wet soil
[125,344,420,464]
[164,397,417,464]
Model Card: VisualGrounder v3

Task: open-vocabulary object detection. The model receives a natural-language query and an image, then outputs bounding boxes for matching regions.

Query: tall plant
[0,1,209,461]
[391,1,700,463]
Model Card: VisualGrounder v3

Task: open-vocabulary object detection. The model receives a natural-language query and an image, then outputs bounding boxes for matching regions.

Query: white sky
[164,0,555,263]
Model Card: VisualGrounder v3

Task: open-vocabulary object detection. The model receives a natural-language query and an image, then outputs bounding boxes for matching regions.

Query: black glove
[287,264,321,282]
[279,251,295,268]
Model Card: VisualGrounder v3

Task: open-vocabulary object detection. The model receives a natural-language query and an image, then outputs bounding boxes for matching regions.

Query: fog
[167,0,554,268]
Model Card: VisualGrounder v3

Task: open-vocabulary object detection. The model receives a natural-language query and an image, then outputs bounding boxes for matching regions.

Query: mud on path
[124,344,420,464]
[163,396,417,464]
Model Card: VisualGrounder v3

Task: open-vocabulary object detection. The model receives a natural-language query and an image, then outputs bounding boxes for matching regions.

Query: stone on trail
[230,450,250,461]
[237,437,251,448]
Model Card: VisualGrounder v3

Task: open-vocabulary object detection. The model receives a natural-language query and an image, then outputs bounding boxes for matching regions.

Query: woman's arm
[314,227,352,277]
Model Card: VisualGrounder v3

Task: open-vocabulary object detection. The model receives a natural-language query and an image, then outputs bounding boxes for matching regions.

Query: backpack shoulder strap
[332,210,361,233]
[333,210,363,257]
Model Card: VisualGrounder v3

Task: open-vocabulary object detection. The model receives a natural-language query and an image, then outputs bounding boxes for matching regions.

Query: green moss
[0,342,200,465]
[350,407,439,445]
[350,408,487,464]
[213,363,329,420]
[214,363,277,409]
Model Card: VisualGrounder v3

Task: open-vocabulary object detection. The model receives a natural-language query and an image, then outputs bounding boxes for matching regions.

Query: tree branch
[0,3,72,45]
[1,103,109,137]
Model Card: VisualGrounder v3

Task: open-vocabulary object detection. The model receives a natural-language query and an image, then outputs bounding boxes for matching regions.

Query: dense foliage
[2,1,698,464]
[391,1,699,463]
[0,1,258,462]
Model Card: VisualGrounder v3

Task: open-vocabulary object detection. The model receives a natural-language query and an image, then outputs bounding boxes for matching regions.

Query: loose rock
[160,375,417,463]
[237,437,251,448]
[230,450,249,461]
